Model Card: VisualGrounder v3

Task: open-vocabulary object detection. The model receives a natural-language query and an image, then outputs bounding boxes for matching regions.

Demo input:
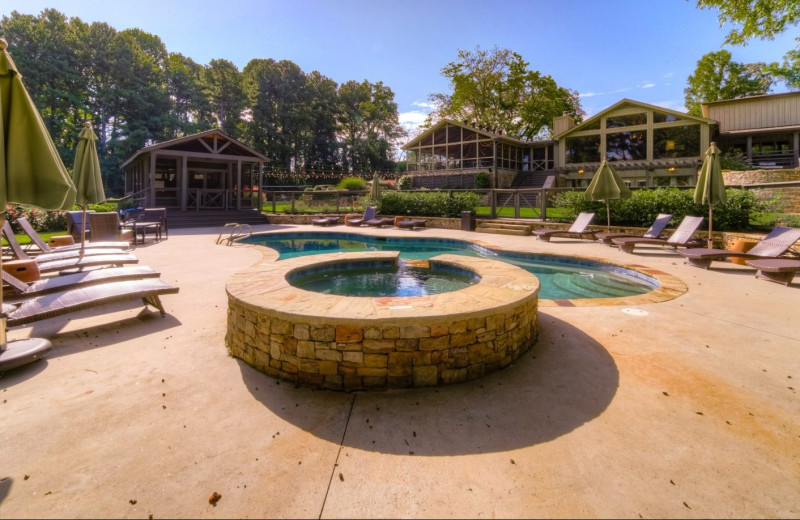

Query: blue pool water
[241,232,658,300]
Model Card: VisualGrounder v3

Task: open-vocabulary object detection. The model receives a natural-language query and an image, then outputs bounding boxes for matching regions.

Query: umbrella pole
[1,214,6,348]
[606,200,611,233]
[708,203,714,249]
[80,205,87,258]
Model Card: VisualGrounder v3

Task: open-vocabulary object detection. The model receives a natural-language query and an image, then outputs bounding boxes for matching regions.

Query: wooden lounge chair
[394,216,427,230]
[1,273,179,327]
[344,206,377,227]
[15,216,130,253]
[533,212,598,242]
[745,258,800,286]
[3,266,161,300]
[3,222,133,265]
[310,216,341,226]
[611,215,705,254]
[596,213,673,246]
[365,217,395,228]
[677,226,800,269]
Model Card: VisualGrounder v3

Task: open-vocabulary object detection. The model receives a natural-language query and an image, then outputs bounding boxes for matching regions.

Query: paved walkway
[1,224,798,518]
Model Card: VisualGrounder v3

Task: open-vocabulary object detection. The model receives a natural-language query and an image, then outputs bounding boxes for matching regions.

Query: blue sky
[4,0,798,136]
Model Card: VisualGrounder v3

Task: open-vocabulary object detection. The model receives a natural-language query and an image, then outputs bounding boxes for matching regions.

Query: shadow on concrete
[0,477,11,506]
[0,358,48,389]
[238,311,619,456]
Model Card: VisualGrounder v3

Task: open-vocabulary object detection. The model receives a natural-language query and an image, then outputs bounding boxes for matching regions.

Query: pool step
[551,272,642,298]
[476,221,532,236]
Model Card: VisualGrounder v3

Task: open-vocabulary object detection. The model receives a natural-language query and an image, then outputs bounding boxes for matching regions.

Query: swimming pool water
[241,232,657,300]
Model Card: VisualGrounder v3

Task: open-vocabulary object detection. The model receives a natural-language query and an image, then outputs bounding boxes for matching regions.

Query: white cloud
[412,100,437,110]
[663,72,675,78]
[640,82,656,89]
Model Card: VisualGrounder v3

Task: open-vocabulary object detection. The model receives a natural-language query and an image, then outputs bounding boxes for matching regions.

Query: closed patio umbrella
[72,121,106,257]
[694,142,726,248]
[370,173,382,203]
[0,38,77,370]
[585,159,631,232]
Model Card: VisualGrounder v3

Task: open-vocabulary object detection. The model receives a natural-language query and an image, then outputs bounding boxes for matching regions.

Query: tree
[165,53,216,136]
[684,50,773,116]
[766,38,800,89]
[696,0,800,45]
[202,59,246,137]
[428,45,583,140]
[338,80,405,172]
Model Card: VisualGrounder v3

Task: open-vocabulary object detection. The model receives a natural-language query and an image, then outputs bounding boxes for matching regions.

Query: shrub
[378,191,480,217]
[336,177,367,191]
[552,187,763,230]
[397,175,414,190]
[474,172,491,189]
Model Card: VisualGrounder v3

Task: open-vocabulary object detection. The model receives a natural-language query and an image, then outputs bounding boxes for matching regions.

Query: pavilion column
[258,161,264,212]
[746,136,753,166]
[180,155,188,211]
[149,153,157,207]
[236,159,242,210]
[793,132,799,168]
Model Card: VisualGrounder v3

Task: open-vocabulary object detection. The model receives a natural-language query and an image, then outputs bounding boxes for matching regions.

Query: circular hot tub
[225,251,540,391]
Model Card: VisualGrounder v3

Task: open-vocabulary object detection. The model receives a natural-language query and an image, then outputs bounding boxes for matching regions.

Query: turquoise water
[289,263,480,297]
[241,232,658,300]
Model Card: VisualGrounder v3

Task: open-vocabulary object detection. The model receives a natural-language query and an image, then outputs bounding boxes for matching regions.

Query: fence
[257,181,800,220]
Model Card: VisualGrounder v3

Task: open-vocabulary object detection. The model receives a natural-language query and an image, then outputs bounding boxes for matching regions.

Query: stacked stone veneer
[724,169,800,213]
[226,251,539,391]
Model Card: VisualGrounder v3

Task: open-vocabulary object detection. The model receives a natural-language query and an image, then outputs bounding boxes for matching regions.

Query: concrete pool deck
[1,223,798,518]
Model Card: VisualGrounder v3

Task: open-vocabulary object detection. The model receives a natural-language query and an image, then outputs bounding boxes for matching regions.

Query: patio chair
[3,221,131,264]
[611,215,705,254]
[15,216,130,254]
[533,212,598,242]
[1,271,179,327]
[677,226,800,269]
[310,216,342,226]
[88,212,135,244]
[3,265,160,300]
[596,213,673,246]
[65,210,94,241]
[344,206,377,226]
[141,208,168,239]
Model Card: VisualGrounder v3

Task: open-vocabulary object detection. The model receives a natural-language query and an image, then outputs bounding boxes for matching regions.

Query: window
[653,125,700,158]
[653,111,679,123]
[420,134,433,146]
[433,128,447,145]
[447,125,461,143]
[565,135,601,163]
[605,113,647,128]
[606,131,647,161]
[433,146,447,169]
[463,142,477,168]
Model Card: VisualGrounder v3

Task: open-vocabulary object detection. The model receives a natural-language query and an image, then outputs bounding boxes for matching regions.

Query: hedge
[552,187,764,230]
[378,191,480,218]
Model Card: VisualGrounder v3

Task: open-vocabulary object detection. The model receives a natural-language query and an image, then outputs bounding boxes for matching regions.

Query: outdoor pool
[240,232,659,300]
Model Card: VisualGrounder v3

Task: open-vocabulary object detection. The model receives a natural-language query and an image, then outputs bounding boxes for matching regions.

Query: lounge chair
[677,226,800,269]
[344,206,377,227]
[611,215,705,254]
[394,216,427,230]
[596,213,673,246]
[88,212,135,244]
[310,216,341,226]
[3,221,132,264]
[533,212,598,242]
[365,217,395,228]
[3,265,161,300]
[15,216,130,253]
[1,271,179,327]
[141,208,168,239]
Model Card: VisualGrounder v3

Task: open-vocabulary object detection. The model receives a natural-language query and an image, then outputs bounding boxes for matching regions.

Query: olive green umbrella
[72,121,106,257]
[694,142,726,248]
[584,159,631,232]
[370,173,382,203]
[0,38,76,370]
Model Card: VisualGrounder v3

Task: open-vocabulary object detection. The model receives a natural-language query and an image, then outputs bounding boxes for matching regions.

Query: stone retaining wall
[226,252,540,391]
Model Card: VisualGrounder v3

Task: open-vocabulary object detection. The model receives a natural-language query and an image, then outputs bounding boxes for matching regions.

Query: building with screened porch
[402,98,718,189]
